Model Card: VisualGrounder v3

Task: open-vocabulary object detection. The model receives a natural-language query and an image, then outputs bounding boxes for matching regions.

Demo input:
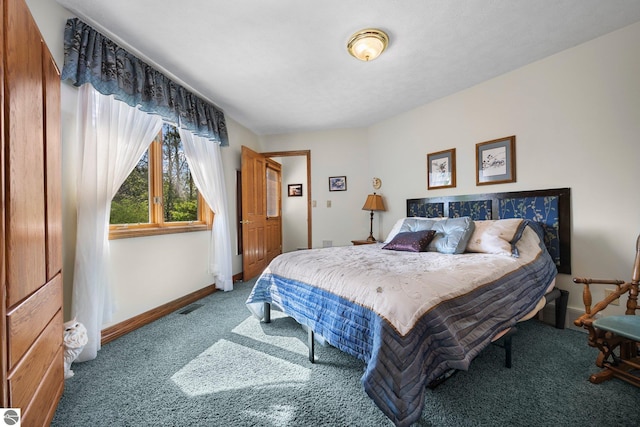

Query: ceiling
[57,0,640,136]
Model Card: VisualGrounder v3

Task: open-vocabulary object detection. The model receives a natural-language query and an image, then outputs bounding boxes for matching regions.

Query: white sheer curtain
[178,128,233,291]
[73,84,163,361]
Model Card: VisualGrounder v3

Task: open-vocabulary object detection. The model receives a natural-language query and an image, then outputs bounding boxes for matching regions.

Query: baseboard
[101,284,218,345]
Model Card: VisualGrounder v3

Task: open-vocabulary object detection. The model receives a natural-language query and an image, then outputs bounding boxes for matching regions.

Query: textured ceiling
[56,0,640,136]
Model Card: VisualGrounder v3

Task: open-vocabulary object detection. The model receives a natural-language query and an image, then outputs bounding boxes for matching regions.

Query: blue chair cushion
[593,315,640,341]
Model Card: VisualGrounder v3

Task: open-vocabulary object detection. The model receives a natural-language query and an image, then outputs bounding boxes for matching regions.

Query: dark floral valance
[61,18,228,146]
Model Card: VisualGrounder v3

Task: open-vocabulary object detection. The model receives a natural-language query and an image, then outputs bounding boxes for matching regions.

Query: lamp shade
[362,193,386,211]
[347,29,389,61]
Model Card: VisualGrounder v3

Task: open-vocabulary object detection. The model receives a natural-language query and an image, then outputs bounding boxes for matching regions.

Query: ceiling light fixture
[347,28,389,62]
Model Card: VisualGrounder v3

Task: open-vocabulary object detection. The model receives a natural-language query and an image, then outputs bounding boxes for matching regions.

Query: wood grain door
[241,147,283,280]
[1,0,64,424]
[265,158,282,265]
[241,146,268,280]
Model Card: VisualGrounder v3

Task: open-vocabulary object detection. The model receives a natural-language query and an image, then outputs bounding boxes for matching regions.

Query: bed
[246,187,570,426]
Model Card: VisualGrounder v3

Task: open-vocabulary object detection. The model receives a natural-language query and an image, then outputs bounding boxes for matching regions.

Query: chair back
[628,235,640,314]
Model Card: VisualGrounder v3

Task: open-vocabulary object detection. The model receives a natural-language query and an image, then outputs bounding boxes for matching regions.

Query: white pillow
[465,219,524,255]
[384,218,408,243]
[426,216,475,254]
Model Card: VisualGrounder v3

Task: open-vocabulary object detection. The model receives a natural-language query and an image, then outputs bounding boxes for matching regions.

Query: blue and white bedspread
[245,225,557,426]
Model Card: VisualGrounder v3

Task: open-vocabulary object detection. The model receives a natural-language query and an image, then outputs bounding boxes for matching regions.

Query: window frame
[109,129,213,240]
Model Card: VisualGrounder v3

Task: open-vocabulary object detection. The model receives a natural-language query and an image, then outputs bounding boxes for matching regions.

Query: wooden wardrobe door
[44,42,62,281]
[2,0,64,424]
[4,0,46,306]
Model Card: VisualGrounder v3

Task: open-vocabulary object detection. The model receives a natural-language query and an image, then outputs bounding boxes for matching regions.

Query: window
[109,123,212,239]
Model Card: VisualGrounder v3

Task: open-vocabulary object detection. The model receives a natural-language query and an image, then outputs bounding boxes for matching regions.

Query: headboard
[406,188,571,274]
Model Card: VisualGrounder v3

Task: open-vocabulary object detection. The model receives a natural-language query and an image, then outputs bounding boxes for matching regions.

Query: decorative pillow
[427,216,475,254]
[382,230,437,252]
[399,218,437,233]
[384,217,444,243]
[465,219,524,256]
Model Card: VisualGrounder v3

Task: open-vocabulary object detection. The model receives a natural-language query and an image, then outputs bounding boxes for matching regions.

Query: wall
[260,128,371,248]
[104,115,259,325]
[261,22,640,320]
[29,0,640,327]
[27,0,262,326]
[367,21,640,318]
[278,156,308,252]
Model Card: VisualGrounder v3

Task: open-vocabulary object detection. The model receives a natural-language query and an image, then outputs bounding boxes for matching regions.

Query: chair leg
[590,369,615,384]
[589,334,640,387]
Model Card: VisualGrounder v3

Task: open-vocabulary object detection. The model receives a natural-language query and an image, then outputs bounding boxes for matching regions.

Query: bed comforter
[246,224,557,426]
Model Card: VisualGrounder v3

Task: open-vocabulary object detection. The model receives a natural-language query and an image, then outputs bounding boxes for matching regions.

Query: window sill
[109,223,210,240]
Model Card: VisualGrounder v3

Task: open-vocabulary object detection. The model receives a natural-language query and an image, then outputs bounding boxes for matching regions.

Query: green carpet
[52,279,640,426]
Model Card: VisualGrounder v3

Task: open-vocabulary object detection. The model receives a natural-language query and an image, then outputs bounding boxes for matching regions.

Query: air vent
[179,304,203,315]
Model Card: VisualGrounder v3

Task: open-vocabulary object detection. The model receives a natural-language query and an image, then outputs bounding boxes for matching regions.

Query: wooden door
[1,0,64,424]
[241,147,285,280]
[265,159,282,265]
[241,146,268,280]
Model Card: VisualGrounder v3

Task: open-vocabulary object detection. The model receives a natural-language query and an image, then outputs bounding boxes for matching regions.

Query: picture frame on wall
[328,176,347,191]
[288,183,303,197]
[476,136,516,186]
[427,148,456,190]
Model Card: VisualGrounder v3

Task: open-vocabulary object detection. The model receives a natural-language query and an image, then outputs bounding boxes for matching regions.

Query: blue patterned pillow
[382,230,437,252]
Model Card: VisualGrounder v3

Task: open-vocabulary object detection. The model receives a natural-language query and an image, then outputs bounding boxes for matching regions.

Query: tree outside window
[110,123,212,238]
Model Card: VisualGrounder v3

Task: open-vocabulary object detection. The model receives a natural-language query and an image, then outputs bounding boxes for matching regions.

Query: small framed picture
[328,176,347,191]
[288,183,303,197]
[427,148,456,190]
[476,136,516,186]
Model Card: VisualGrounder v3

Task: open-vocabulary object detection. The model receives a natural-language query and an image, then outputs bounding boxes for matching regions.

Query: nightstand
[351,239,377,245]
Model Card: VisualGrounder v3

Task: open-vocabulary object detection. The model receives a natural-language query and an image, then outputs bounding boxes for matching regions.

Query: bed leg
[307,328,315,364]
[504,327,517,368]
[263,302,271,323]
[555,289,569,329]
[504,334,513,368]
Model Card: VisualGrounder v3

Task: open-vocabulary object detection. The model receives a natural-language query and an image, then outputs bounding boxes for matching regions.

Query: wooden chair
[573,234,640,387]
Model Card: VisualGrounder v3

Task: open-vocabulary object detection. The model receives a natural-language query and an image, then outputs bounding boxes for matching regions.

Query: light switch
[312,200,317,207]
[327,200,331,208]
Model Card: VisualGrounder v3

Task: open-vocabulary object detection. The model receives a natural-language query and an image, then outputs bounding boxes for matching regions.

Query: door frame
[261,150,311,249]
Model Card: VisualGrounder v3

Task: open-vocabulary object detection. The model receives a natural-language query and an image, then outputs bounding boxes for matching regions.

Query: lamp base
[366,211,376,242]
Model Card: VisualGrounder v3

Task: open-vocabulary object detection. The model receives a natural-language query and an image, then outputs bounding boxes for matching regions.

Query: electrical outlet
[604,289,620,306]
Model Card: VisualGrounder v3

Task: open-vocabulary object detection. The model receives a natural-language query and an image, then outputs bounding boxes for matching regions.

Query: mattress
[246,224,557,426]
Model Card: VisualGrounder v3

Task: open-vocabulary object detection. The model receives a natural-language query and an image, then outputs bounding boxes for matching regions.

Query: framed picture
[287,183,303,197]
[328,176,347,191]
[427,148,456,190]
[476,136,516,186]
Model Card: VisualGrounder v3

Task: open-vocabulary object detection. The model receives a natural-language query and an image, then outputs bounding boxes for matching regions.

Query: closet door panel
[7,310,62,409]
[4,0,46,306]
[7,274,62,370]
[43,46,62,280]
[19,346,63,427]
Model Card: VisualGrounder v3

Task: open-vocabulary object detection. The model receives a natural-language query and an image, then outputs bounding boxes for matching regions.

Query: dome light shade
[347,29,389,61]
